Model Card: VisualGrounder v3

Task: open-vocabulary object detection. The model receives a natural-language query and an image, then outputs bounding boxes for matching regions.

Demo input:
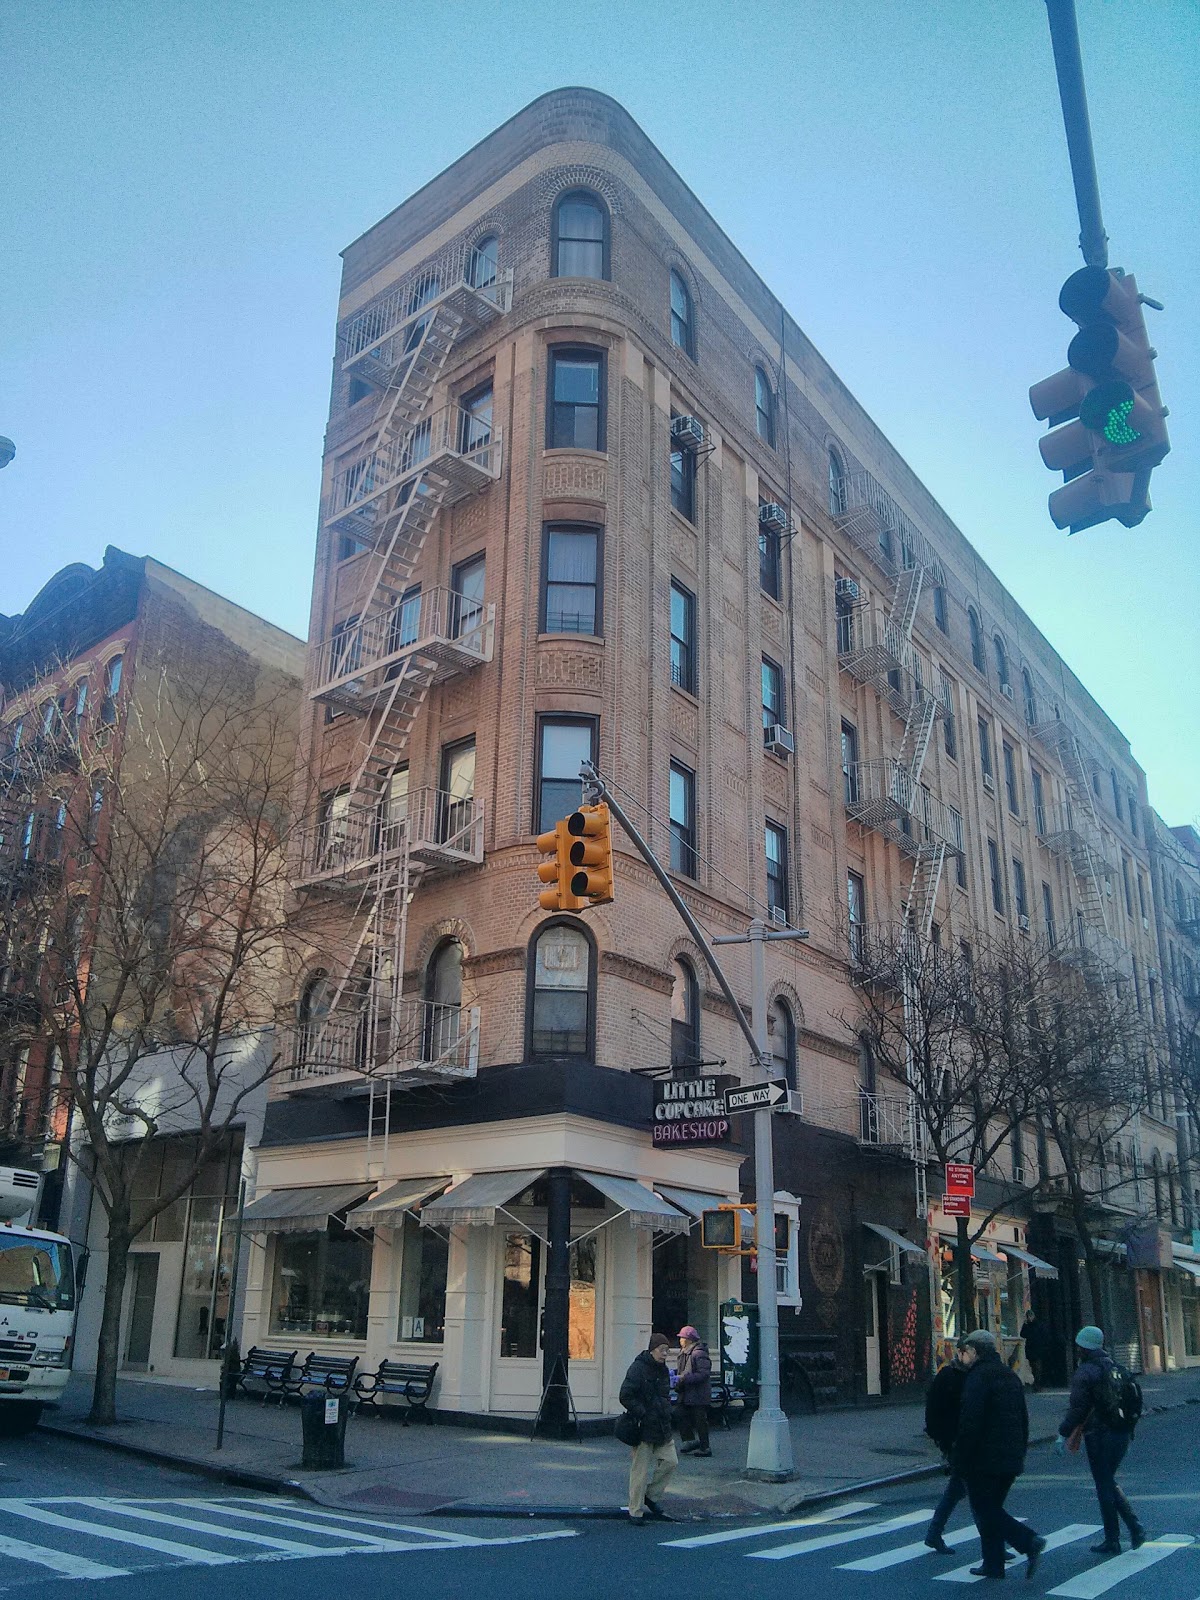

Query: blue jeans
[927,1471,968,1540]
[1085,1427,1141,1544]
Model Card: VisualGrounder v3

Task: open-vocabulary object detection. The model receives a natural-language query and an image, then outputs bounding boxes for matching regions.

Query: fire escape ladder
[888,565,924,642]
[903,842,946,943]
[897,689,937,789]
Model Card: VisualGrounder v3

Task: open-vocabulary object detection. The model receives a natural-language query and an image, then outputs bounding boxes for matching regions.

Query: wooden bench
[235,1346,298,1404]
[283,1351,360,1399]
[353,1359,439,1422]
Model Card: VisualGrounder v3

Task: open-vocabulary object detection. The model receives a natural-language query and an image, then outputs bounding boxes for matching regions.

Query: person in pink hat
[675,1326,713,1457]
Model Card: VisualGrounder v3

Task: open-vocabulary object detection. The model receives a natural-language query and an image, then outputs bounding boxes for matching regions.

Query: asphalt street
[0,1403,1196,1600]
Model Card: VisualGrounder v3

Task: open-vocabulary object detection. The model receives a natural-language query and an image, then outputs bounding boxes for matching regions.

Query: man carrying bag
[618,1333,677,1522]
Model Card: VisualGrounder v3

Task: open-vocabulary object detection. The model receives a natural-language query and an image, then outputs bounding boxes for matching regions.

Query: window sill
[537,631,604,645]
[670,682,700,707]
[543,447,608,461]
[670,507,698,534]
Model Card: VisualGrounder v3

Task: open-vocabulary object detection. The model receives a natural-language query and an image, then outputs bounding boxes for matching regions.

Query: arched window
[755,368,775,447]
[769,997,797,1091]
[553,191,608,280]
[100,655,124,726]
[828,448,846,517]
[468,234,498,291]
[968,609,985,674]
[670,270,694,359]
[993,634,1009,689]
[423,938,464,1063]
[1022,668,1037,726]
[670,957,700,1068]
[296,971,333,1066]
[527,921,593,1058]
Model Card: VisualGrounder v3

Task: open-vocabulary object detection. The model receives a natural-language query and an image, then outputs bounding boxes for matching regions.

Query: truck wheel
[0,1402,44,1436]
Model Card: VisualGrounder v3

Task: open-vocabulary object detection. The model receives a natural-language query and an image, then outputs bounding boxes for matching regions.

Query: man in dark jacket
[923,1344,969,1552]
[1055,1325,1146,1555]
[1020,1311,1052,1390]
[676,1326,713,1457]
[952,1329,1046,1579]
[619,1333,677,1522]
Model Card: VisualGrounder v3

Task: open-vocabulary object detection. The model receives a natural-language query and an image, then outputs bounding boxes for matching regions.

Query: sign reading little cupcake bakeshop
[652,1074,734,1145]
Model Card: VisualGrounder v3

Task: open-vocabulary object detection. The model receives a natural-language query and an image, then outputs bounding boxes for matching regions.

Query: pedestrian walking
[951,1328,1046,1580]
[618,1332,677,1523]
[923,1342,969,1553]
[1020,1310,1052,1391]
[1054,1325,1146,1556]
[675,1325,713,1457]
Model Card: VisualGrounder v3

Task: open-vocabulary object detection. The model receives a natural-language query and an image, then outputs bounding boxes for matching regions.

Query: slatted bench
[283,1351,360,1400]
[353,1359,439,1422]
[235,1346,298,1404]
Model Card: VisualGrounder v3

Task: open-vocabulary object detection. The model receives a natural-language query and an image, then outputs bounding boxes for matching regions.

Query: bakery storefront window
[270,1221,372,1339]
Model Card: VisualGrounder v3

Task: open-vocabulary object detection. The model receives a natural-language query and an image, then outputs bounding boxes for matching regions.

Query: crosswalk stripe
[70,1498,337,1555]
[0,1502,239,1566]
[0,1529,128,1581]
[1047,1536,1195,1598]
[180,1498,456,1552]
[750,1508,933,1561]
[840,1524,979,1571]
[227,1498,482,1543]
[936,1523,1100,1583]
[663,1500,879,1549]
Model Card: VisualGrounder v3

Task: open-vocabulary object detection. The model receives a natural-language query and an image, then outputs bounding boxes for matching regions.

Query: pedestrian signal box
[701,1207,740,1251]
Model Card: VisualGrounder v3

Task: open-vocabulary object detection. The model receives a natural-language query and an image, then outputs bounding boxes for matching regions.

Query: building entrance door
[865,1270,883,1396]
[490,1226,603,1415]
[124,1254,160,1370]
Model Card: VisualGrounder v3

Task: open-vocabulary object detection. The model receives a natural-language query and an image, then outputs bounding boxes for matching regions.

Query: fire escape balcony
[1036,803,1112,876]
[311,587,495,708]
[836,605,910,683]
[1052,922,1130,979]
[857,1090,921,1153]
[292,785,484,890]
[845,761,964,858]
[832,469,945,584]
[339,244,512,392]
[282,999,481,1094]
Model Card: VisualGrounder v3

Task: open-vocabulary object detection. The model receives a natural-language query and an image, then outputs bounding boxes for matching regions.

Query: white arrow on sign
[724,1079,790,1114]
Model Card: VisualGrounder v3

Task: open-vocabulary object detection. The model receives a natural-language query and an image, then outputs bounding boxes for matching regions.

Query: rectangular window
[670,414,697,522]
[1031,766,1046,835]
[458,382,493,454]
[499,1232,542,1358]
[386,586,422,656]
[438,737,475,845]
[765,821,788,921]
[379,765,409,853]
[978,717,994,783]
[669,762,697,878]
[762,657,783,741]
[1136,871,1147,919]
[398,1212,448,1343]
[1121,855,1133,917]
[670,580,697,694]
[934,585,949,633]
[547,348,605,451]
[542,524,600,635]
[1012,857,1028,919]
[1003,741,1020,814]
[1042,881,1056,948]
[988,838,1004,913]
[536,716,597,834]
[943,709,957,760]
[847,871,865,963]
[951,810,967,888]
[269,1221,373,1341]
[841,720,860,805]
[758,501,781,598]
[1127,793,1138,837]
[451,553,486,642]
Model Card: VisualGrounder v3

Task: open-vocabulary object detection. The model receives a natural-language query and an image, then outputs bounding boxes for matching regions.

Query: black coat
[952,1349,1029,1479]
[1060,1350,1114,1438]
[925,1360,967,1455]
[1021,1317,1052,1362]
[619,1350,673,1446]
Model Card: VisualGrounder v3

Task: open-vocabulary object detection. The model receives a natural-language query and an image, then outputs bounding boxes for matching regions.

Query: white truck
[0,1167,84,1433]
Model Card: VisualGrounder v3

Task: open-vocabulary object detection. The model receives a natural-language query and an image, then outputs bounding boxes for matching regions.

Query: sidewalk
[40,1365,1200,1522]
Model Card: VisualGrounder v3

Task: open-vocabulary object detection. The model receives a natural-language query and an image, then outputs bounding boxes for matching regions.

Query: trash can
[300,1392,349,1469]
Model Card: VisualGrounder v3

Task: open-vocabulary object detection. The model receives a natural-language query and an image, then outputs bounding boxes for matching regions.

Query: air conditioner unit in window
[1018,914,1031,932]
[769,906,789,927]
[1012,1166,1027,1186]
[759,501,789,536]
[1001,682,1014,700]
[982,773,995,794]
[765,725,795,756]
[670,414,705,450]
[835,576,861,602]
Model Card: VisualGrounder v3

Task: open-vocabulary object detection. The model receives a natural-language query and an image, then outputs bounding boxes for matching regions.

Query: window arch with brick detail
[526,919,595,1061]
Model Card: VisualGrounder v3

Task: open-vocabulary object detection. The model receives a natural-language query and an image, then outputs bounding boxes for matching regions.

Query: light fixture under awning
[583,1173,689,1234]
[345,1177,450,1228]
[240,1183,374,1234]
[419,1169,544,1228]
[864,1221,926,1256]
[1001,1244,1060,1280]
[655,1185,729,1222]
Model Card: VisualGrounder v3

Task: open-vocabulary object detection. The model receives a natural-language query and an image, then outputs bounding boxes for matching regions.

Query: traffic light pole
[579,762,802,1479]
[1043,0,1108,269]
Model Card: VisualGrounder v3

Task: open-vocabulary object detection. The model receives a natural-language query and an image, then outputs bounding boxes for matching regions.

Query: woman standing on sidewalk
[675,1327,712,1458]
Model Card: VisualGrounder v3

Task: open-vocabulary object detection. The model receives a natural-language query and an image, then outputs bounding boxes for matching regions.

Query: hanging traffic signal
[1030,266,1169,534]
[566,802,615,906]
[536,820,585,913]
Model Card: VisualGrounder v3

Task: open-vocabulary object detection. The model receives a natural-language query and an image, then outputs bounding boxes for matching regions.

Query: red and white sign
[945,1163,975,1197]
[942,1193,972,1218]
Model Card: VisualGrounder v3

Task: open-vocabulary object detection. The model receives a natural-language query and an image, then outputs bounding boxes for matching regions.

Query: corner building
[249,89,1169,1415]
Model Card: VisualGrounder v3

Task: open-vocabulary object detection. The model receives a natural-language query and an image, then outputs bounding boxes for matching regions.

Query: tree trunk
[1082,1246,1105,1329]
[955,1215,977,1335]
[89,1216,133,1426]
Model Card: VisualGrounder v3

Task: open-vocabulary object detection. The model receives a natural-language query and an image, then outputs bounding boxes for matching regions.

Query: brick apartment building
[243,88,1194,1417]
[0,547,304,1381]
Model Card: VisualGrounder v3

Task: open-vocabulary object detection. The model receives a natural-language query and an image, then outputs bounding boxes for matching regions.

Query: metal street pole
[215,1178,247,1451]
[1043,0,1107,268]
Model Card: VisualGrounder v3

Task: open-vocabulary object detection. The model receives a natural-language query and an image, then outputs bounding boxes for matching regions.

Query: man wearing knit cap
[618,1333,677,1522]
[951,1329,1046,1580]
[1055,1325,1146,1555]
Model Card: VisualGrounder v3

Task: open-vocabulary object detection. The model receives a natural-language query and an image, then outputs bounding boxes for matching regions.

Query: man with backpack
[1054,1325,1147,1555]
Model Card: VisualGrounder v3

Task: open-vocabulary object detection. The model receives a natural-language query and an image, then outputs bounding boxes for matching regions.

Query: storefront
[931,1204,1058,1380]
[1167,1242,1200,1368]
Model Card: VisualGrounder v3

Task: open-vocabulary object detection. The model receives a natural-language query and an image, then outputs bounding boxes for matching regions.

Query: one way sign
[724,1079,790,1114]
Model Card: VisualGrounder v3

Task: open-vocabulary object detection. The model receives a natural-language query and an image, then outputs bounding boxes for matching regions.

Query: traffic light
[536,820,585,913]
[1030,266,1169,534]
[701,1208,742,1251]
[566,802,615,907]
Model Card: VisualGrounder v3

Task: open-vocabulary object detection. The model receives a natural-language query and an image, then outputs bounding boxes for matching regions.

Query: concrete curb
[38,1420,318,1503]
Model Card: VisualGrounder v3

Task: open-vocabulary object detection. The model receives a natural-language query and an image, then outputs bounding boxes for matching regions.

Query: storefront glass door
[491,1226,602,1413]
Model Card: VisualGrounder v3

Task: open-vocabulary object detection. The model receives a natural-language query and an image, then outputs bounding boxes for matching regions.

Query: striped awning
[583,1173,689,1234]
[240,1183,373,1234]
[655,1185,730,1221]
[1001,1244,1060,1281]
[864,1221,926,1256]
[419,1170,543,1228]
[345,1178,450,1228]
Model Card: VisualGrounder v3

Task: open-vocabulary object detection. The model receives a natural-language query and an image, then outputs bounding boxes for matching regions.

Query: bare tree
[0,657,303,1424]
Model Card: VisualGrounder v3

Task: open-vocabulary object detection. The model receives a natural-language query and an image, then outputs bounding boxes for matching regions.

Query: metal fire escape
[289,241,511,1106]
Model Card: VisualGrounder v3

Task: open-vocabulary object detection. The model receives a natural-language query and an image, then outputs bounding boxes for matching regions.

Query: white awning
[654,1185,730,1221]
[419,1169,544,1228]
[240,1183,373,1234]
[1001,1244,1060,1281]
[1176,1261,1200,1283]
[583,1173,689,1234]
[864,1221,926,1256]
[971,1243,1006,1265]
[1171,1242,1200,1266]
[345,1178,450,1228]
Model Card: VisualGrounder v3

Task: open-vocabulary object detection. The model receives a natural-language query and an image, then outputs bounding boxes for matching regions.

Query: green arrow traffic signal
[1079,381,1141,447]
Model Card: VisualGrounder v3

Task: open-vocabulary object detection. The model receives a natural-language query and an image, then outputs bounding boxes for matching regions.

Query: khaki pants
[628,1438,678,1517]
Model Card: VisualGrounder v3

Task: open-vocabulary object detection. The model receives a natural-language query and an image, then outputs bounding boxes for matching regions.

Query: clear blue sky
[2,1,1196,821]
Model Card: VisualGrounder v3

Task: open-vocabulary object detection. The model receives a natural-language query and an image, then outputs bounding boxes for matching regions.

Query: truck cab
[0,1167,82,1433]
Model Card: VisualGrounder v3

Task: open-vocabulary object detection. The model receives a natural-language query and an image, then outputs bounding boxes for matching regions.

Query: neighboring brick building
[247,89,1186,1416]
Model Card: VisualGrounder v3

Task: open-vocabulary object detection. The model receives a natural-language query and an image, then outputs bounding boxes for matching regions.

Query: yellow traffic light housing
[566,802,614,907]
[701,1207,742,1251]
[537,820,585,913]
